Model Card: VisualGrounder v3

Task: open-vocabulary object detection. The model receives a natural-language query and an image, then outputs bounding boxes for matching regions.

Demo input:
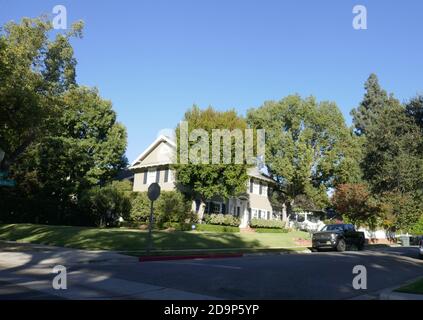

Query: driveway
[0,241,422,299]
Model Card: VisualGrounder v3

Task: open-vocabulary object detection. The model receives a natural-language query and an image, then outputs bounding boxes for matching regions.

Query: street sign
[0,179,16,187]
[146,183,161,255]
[147,183,161,201]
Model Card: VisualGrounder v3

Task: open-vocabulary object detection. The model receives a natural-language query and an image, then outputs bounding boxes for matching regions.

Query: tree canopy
[247,95,362,213]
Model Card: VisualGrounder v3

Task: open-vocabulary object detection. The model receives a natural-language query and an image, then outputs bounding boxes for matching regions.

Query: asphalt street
[0,243,422,299]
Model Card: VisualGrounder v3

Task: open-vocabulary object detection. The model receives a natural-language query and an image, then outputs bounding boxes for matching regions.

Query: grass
[0,223,310,256]
[395,278,423,295]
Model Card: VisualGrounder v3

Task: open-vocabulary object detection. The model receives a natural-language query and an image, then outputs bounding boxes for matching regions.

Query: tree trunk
[197,201,206,223]
[285,199,294,219]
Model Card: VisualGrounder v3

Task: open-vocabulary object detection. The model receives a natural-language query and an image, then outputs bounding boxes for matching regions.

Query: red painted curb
[139,253,243,262]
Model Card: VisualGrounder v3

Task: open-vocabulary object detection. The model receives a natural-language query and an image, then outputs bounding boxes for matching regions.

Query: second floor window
[164,169,169,183]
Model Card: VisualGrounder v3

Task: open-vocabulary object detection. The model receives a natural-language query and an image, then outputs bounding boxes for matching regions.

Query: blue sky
[2,0,423,163]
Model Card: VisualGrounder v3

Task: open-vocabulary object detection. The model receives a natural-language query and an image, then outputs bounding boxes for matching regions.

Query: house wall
[133,166,176,192]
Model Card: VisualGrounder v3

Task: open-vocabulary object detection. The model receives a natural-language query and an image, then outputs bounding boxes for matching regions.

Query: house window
[236,206,240,217]
[267,211,270,220]
[253,181,260,194]
[262,184,267,196]
[155,170,161,183]
[147,168,156,184]
[164,169,169,183]
[252,209,258,219]
[209,202,221,214]
[143,171,147,184]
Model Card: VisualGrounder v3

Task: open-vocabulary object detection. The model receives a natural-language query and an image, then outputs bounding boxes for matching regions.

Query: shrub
[203,214,240,227]
[250,218,285,229]
[129,191,194,227]
[254,227,288,233]
[195,224,240,233]
[129,192,150,222]
[155,191,193,227]
[79,184,131,227]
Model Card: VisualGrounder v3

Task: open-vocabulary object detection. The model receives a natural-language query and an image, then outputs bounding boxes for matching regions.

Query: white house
[129,135,286,228]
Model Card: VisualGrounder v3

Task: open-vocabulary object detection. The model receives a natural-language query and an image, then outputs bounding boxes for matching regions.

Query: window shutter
[250,179,253,193]
[156,170,160,183]
[267,211,270,220]
[143,171,147,184]
[221,203,226,214]
[164,169,169,182]
[259,182,263,195]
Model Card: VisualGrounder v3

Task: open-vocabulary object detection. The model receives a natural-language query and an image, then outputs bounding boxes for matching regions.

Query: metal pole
[146,200,154,255]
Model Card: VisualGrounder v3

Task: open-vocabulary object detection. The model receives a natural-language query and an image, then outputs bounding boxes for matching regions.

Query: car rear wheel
[336,239,346,252]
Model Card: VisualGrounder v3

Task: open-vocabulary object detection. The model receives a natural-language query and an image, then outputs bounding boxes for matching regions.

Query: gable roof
[130,135,176,169]
[130,135,274,184]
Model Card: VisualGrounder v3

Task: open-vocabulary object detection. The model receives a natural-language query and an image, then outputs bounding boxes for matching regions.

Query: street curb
[379,276,423,300]
[139,253,243,262]
[379,291,423,300]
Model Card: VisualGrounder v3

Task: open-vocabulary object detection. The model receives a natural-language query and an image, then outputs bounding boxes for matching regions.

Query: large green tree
[247,95,362,215]
[0,17,83,172]
[353,75,423,231]
[0,18,127,225]
[174,106,250,221]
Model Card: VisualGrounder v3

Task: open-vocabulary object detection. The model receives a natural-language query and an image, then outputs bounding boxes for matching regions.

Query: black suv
[312,224,365,252]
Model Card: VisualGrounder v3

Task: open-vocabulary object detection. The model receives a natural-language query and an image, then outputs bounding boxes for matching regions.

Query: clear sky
[2,0,423,163]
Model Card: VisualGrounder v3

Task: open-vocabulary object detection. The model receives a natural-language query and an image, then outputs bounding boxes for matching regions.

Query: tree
[351,73,398,136]
[332,183,379,228]
[174,106,250,222]
[0,17,83,172]
[362,103,423,195]
[0,17,128,225]
[406,95,423,132]
[247,95,362,215]
[354,76,423,231]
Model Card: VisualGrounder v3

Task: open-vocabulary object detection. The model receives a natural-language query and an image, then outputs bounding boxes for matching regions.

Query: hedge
[250,218,285,229]
[254,227,288,233]
[194,224,240,233]
[203,213,240,227]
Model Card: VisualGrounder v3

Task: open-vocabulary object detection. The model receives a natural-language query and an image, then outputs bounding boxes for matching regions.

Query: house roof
[130,135,176,169]
[130,135,275,184]
[247,166,275,184]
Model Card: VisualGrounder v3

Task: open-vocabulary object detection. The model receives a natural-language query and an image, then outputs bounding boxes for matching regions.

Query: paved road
[0,242,422,299]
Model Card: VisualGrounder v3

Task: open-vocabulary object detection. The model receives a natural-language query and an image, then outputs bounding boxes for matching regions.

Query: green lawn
[395,278,423,295]
[0,224,310,256]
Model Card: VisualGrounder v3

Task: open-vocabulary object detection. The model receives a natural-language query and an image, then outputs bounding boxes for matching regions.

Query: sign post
[146,182,161,255]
